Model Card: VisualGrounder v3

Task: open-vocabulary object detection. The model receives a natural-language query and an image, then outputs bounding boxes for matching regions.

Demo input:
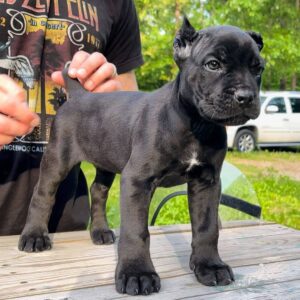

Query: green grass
[226,150,300,229]
[81,150,300,230]
[251,174,300,229]
[226,148,300,162]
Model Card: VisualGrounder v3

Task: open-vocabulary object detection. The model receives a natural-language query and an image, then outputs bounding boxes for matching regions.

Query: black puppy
[18,18,264,296]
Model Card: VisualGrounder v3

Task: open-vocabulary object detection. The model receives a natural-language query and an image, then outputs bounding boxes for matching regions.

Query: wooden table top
[0,220,299,300]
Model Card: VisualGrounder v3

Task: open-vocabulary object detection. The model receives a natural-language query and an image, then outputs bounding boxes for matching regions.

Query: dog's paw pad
[18,232,51,252]
[116,272,160,295]
[90,228,116,245]
[192,261,234,286]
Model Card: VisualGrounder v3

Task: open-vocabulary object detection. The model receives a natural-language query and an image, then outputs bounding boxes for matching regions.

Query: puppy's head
[174,17,265,126]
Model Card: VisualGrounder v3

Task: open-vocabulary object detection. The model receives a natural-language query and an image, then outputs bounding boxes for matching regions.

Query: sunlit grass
[81,149,300,230]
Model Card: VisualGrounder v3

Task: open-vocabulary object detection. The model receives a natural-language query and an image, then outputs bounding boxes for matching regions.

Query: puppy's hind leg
[18,139,80,252]
[90,169,116,245]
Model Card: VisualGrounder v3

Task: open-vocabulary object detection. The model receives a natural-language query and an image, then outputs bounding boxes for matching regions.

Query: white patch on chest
[186,152,204,172]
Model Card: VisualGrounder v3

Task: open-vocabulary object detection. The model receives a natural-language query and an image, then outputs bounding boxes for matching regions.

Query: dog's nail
[224,278,232,285]
[134,288,139,295]
[144,288,149,295]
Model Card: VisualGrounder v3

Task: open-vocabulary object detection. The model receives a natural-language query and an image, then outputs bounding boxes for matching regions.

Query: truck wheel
[234,129,256,152]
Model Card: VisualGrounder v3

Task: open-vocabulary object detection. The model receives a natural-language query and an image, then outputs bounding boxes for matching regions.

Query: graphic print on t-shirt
[0,1,103,150]
[0,37,34,89]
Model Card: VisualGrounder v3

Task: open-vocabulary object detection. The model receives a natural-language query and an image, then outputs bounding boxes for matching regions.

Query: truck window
[289,98,300,113]
[266,97,286,113]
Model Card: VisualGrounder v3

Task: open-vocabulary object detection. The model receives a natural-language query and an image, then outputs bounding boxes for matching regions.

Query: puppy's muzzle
[234,89,255,106]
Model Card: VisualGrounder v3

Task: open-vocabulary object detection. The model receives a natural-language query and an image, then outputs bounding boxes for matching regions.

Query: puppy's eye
[250,61,264,73]
[205,60,221,71]
[251,64,264,76]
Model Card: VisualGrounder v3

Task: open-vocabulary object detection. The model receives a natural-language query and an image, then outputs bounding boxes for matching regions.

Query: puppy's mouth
[216,114,251,126]
[196,93,260,126]
[198,106,259,126]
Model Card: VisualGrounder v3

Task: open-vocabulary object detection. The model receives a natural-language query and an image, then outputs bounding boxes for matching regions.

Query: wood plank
[0,225,298,264]
[181,281,300,300]
[0,224,299,299]
[12,260,300,300]
[0,222,287,249]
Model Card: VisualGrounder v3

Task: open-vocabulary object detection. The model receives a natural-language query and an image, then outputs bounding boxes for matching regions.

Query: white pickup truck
[226,91,300,152]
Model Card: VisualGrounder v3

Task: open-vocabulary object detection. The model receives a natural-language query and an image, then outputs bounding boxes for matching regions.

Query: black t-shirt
[0,0,143,235]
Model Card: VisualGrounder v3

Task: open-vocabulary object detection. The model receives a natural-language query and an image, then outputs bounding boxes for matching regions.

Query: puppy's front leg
[188,178,234,286]
[115,173,160,296]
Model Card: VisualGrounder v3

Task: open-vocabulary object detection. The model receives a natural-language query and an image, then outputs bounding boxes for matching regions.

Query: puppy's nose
[235,90,254,105]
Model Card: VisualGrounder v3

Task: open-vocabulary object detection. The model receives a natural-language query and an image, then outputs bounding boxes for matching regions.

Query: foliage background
[81,2,300,230]
[81,150,300,230]
[134,0,300,91]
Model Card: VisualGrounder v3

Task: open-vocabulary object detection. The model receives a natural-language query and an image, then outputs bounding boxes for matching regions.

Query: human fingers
[51,51,104,86]
[51,57,118,93]
[51,52,108,87]
[0,74,26,102]
[84,62,118,91]
[0,91,40,126]
[0,113,33,138]
[0,133,14,147]
[92,78,122,93]
[68,50,91,78]
[0,133,17,149]
[74,52,107,82]
[51,71,64,87]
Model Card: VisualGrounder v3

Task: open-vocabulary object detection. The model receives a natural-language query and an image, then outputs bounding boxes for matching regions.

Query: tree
[135,0,300,91]
[204,0,300,90]
[135,0,195,90]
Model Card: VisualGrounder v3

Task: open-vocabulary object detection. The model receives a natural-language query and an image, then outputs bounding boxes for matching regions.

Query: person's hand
[0,75,40,149]
[51,51,122,93]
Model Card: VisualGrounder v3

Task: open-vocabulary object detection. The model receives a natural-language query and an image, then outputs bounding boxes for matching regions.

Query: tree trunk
[279,78,286,90]
[292,74,297,90]
[175,1,180,28]
[265,74,271,90]
[172,1,181,76]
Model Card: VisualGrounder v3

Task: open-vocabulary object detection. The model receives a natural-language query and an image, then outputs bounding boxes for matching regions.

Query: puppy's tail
[62,67,86,100]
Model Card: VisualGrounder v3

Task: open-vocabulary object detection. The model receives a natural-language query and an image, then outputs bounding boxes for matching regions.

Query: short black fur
[18,18,264,295]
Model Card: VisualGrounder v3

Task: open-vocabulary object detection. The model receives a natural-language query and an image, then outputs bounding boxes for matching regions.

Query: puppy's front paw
[90,228,116,245]
[18,228,51,252]
[190,257,234,286]
[116,269,160,295]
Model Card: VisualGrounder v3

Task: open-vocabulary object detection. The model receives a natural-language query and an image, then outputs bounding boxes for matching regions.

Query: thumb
[51,71,65,87]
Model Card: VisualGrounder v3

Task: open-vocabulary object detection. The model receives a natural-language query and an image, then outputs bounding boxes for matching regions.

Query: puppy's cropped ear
[247,31,264,51]
[174,16,198,66]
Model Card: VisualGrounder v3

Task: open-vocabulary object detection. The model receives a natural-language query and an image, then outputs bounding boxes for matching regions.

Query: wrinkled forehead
[192,27,261,63]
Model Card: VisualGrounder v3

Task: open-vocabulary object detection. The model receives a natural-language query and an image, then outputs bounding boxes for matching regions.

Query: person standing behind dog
[0,0,143,235]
